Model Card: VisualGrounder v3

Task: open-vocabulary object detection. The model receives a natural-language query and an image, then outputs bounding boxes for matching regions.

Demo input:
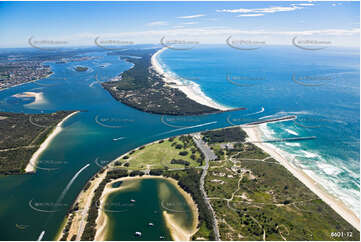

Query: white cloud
[238,14,264,17]
[292,3,315,6]
[183,22,198,25]
[146,21,168,26]
[177,14,205,19]
[217,6,304,14]
[4,27,359,48]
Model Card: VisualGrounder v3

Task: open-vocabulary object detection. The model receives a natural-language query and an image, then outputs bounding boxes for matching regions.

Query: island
[0,111,78,175]
[74,66,89,72]
[101,48,243,115]
[57,125,359,241]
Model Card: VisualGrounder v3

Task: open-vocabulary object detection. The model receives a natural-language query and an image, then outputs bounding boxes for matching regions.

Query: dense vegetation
[81,168,129,241]
[102,48,220,115]
[162,168,215,240]
[0,111,74,175]
[202,129,360,241]
[202,126,246,144]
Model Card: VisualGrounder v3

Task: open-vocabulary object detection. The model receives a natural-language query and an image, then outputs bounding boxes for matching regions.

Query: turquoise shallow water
[0,49,234,241]
[0,45,359,240]
[158,45,360,217]
[104,178,195,241]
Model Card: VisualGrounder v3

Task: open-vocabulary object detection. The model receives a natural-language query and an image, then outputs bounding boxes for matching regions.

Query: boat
[113,137,125,141]
[130,199,136,203]
[134,231,142,237]
[148,222,154,227]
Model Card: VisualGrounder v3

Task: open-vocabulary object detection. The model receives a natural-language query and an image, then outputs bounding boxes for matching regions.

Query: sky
[0,1,359,48]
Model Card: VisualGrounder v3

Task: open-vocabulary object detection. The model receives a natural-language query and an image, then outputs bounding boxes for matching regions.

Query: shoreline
[151,47,230,111]
[242,125,360,231]
[25,111,80,173]
[0,72,54,92]
[12,91,46,106]
[94,175,199,241]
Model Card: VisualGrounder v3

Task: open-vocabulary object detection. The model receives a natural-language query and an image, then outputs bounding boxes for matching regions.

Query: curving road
[192,133,220,241]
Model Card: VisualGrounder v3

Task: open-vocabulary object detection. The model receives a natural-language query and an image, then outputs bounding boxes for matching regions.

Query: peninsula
[57,125,359,241]
[102,48,243,115]
[0,110,78,175]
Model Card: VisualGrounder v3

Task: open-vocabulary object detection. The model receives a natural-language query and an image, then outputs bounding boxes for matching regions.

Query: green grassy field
[114,136,203,170]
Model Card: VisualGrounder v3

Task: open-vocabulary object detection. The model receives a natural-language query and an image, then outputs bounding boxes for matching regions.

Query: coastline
[242,125,360,231]
[151,47,230,111]
[94,175,199,241]
[0,72,54,92]
[25,111,80,173]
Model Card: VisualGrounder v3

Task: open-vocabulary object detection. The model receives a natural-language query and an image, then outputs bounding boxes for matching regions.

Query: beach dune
[151,47,230,111]
[242,125,360,231]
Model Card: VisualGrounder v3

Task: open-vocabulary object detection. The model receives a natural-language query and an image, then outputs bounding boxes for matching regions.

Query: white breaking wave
[285,142,301,147]
[284,128,299,136]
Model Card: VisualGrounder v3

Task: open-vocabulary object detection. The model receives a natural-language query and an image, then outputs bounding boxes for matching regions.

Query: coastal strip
[25,111,80,173]
[242,125,360,231]
[0,72,54,92]
[151,47,230,111]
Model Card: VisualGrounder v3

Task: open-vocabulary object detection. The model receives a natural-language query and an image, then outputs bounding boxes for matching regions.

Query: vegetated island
[74,66,88,72]
[101,48,243,115]
[0,111,78,175]
[57,126,359,241]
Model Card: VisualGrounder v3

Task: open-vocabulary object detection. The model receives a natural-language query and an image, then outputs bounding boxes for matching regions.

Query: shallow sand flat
[94,175,199,241]
[242,125,360,231]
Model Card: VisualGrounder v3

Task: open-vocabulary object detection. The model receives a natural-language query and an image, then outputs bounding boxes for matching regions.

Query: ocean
[0,44,359,240]
[157,44,360,217]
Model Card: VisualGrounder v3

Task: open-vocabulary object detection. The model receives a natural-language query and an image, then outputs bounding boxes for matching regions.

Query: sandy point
[25,111,80,173]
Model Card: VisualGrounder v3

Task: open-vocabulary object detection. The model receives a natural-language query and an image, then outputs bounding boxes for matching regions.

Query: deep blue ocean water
[0,45,359,240]
[158,45,360,216]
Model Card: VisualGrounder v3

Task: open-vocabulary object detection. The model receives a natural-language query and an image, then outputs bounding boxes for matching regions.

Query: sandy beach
[12,91,46,106]
[94,175,199,241]
[25,111,79,173]
[151,47,230,111]
[242,125,360,231]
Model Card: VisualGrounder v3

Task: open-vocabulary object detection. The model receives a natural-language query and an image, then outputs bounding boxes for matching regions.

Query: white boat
[135,231,142,237]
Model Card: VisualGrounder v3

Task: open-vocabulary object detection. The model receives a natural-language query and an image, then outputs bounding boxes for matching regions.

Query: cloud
[177,14,205,19]
[217,5,304,14]
[183,22,198,25]
[238,14,264,17]
[146,21,168,26]
[332,3,342,7]
[5,26,358,48]
[292,3,315,6]
[71,27,359,43]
